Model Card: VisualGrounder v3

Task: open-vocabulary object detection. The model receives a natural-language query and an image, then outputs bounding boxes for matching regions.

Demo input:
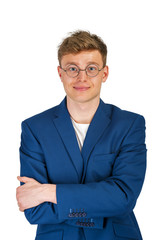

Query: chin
[66,91,99,104]
[73,96,98,104]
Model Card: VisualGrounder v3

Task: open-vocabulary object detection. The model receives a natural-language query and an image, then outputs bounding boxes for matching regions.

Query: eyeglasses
[60,64,104,78]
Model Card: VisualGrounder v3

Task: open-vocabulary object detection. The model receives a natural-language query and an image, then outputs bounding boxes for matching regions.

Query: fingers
[16,176,37,212]
[16,186,24,212]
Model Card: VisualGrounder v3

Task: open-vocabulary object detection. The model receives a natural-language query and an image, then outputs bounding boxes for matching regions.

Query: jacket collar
[52,97,111,183]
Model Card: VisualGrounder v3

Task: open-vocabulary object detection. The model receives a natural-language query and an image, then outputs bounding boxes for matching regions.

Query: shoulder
[103,103,146,146]
[103,102,145,128]
[21,104,59,129]
[112,104,144,119]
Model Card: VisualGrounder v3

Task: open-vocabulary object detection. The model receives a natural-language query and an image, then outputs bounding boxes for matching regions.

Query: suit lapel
[52,98,84,182]
[81,99,111,183]
[52,98,111,184]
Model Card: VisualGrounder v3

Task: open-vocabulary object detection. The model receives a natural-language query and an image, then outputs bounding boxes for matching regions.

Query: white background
[0,0,160,239]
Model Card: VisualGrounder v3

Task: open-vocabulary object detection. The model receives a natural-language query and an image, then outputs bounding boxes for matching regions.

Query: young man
[16,31,146,240]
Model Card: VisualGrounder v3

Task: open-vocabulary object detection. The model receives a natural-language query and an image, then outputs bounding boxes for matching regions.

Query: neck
[66,96,100,124]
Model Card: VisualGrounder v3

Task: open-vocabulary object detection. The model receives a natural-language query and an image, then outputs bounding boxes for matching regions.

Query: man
[16,30,146,240]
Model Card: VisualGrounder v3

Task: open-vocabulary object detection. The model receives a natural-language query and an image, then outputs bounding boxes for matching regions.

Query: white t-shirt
[71,118,90,151]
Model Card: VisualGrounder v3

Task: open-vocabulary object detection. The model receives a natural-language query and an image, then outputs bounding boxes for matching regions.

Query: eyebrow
[64,61,101,67]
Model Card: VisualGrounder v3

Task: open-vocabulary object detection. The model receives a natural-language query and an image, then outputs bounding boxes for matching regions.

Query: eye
[67,65,78,72]
[88,67,96,71]
[69,67,77,72]
[87,65,98,72]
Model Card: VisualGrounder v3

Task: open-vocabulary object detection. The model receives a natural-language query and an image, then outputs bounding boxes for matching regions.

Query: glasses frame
[60,64,105,78]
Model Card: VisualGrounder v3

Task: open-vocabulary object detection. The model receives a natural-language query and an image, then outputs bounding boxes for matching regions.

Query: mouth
[73,86,90,91]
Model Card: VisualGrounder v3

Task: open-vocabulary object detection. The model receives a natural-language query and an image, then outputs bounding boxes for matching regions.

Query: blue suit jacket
[20,97,146,240]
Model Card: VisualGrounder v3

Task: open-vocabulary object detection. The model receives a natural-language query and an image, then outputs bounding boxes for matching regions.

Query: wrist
[42,184,57,204]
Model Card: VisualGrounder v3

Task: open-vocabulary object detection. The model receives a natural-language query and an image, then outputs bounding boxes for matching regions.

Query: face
[57,50,109,104]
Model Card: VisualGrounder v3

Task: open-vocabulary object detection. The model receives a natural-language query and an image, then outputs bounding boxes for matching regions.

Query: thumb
[17,176,33,183]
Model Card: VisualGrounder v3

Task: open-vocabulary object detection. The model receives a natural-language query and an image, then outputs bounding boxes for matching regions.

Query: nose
[77,70,87,81]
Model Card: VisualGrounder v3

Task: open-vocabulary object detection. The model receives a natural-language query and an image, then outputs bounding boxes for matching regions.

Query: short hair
[58,30,107,66]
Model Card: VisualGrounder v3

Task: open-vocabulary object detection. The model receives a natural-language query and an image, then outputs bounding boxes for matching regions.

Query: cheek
[92,78,103,89]
[61,75,68,84]
[61,78,73,91]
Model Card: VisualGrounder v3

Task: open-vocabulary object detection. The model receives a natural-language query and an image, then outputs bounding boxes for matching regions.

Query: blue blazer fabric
[20,97,146,240]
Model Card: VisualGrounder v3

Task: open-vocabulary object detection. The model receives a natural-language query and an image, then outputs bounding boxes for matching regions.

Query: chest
[39,125,122,184]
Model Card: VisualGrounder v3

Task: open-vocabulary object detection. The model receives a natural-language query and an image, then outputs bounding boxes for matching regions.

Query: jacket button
[75,212,79,217]
[82,212,87,217]
[72,212,76,217]
[68,213,73,217]
[78,213,83,217]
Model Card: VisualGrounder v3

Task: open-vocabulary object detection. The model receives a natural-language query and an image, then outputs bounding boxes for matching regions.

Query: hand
[16,176,57,212]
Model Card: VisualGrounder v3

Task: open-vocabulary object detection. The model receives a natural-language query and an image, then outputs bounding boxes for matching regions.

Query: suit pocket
[113,223,138,239]
[93,153,117,162]
[35,230,63,240]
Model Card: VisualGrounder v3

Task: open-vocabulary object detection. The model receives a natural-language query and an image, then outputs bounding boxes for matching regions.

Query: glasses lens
[86,65,99,77]
[66,65,79,77]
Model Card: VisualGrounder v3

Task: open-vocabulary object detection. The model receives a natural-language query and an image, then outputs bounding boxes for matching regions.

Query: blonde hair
[58,30,107,66]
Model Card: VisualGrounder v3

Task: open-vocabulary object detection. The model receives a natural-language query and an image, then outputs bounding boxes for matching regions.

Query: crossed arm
[16,116,146,226]
[16,176,57,211]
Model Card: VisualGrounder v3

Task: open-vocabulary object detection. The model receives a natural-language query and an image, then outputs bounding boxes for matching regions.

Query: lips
[73,86,90,91]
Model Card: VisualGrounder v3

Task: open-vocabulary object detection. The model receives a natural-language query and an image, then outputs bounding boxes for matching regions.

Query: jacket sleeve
[19,121,103,229]
[56,115,147,220]
[19,121,66,225]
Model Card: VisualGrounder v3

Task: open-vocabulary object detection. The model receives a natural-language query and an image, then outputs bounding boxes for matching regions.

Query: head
[58,30,107,67]
[57,30,109,105]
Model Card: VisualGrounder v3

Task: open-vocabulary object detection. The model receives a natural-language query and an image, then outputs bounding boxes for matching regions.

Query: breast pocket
[91,153,117,181]
[35,230,63,240]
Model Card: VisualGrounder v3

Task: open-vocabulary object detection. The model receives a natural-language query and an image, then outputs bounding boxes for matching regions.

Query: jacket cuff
[56,184,104,229]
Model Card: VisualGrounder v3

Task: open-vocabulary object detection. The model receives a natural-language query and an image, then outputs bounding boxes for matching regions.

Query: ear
[57,66,63,81]
[102,66,109,83]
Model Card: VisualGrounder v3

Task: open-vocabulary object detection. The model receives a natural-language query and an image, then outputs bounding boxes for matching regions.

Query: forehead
[61,50,103,67]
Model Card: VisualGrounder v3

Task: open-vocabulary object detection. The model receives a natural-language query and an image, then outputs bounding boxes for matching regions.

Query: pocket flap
[113,223,138,239]
[93,153,117,162]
